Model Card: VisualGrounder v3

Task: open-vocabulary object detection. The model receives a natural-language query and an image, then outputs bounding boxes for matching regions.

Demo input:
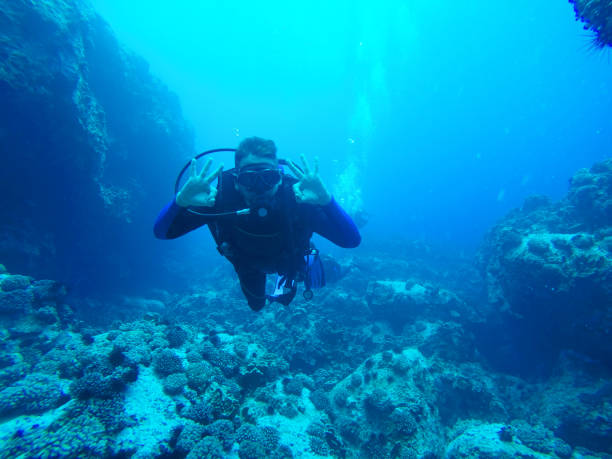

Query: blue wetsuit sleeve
[153,198,214,239]
[308,196,361,248]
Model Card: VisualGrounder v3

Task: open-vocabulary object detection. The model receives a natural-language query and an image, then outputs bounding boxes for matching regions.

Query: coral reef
[477,159,612,374]
[0,242,610,457]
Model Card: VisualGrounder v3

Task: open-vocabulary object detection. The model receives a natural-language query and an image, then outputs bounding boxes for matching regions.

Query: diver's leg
[235,265,267,311]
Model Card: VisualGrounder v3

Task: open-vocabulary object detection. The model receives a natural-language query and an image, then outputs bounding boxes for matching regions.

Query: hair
[235,137,277,168]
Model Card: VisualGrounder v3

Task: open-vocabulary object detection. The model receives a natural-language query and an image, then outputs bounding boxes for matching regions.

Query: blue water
[1,2,611,456]
[92,0,611,254]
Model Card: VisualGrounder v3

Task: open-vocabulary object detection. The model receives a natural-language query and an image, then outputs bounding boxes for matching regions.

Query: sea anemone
[569,0,612,49]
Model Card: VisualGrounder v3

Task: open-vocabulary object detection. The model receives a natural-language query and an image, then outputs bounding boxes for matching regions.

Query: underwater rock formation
[328,348,444,456]
[535,351,612,454]
[478,159,612,373]
[1,261,611,456]
[445,422,570,459]
[0,0,193,293]
[569,0,612,49]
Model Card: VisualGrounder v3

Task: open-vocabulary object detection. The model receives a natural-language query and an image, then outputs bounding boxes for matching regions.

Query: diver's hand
[288,154,332,206]
[176,158,223,207]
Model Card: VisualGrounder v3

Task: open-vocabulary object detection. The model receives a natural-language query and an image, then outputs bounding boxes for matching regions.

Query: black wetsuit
[154,172,360,311]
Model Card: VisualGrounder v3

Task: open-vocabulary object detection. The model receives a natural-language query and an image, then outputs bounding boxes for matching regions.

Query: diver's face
[235,155,281,206]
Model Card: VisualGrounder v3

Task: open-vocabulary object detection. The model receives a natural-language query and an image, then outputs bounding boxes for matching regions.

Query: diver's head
[234,137,282,207]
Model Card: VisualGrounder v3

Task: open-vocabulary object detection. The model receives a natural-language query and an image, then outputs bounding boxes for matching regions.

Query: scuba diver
[154,137,361,311]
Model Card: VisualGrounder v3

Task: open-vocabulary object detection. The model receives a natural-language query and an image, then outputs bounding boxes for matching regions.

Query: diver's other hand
[176,158,223,207]
[288,154,332,206]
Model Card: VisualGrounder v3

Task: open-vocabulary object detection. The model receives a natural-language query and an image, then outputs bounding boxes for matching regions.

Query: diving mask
[236,165,282,193]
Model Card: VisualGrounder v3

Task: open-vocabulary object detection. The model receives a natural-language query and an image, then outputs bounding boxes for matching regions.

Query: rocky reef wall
[477,159,612,374]
[0,0,194,294]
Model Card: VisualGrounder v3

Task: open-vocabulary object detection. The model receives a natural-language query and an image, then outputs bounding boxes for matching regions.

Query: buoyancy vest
[208,170,311,278]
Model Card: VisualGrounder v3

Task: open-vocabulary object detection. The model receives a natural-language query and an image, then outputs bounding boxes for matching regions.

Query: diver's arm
[288,154,359,246]
[310,197,361,248]
[153,198,214,239]
[154,158,223,239]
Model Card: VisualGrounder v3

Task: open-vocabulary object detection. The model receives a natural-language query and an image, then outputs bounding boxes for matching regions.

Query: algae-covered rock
[153,349,184,377]
[163,372,187,395]
[187,437,225,459]
[0,372,68,416]
[445,423,552,458]
[329,348,443,454]
[0,274,32,292]
[477,159,612,371]
[366,278,481,335]
[0,288,33,314]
